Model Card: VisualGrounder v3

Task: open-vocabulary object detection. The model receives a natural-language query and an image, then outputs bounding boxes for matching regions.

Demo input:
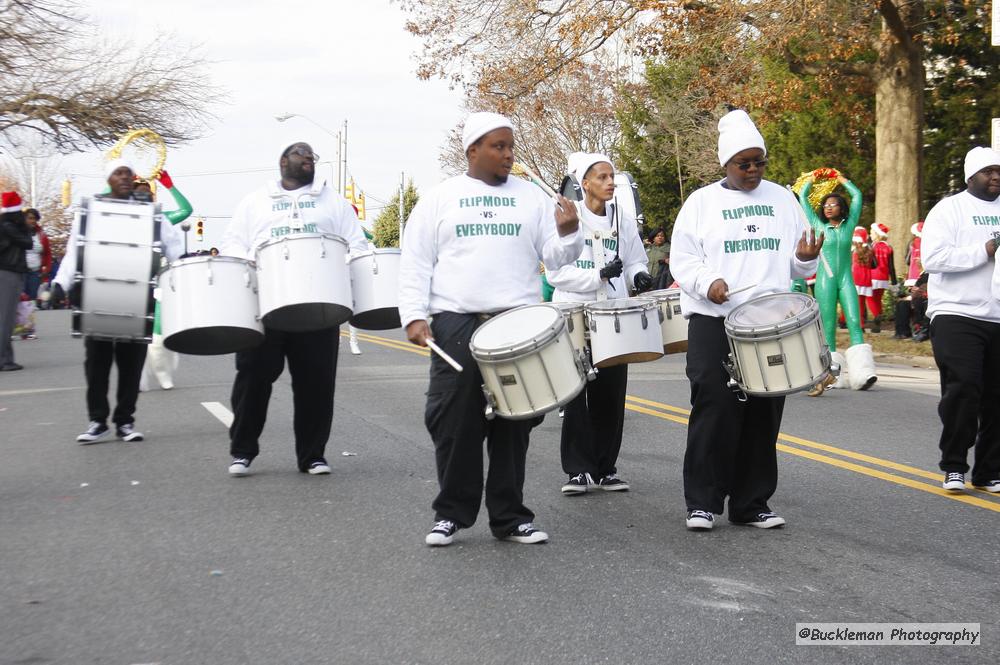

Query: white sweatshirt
[398,174,584,328]
[546,201,647,302]
[669,179,817,318]
[221,180,368,260]
[53,196,183,291]
[922,189,1000,323]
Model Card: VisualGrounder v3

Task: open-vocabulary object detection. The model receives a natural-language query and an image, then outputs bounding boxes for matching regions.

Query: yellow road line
[353,331,1000,511]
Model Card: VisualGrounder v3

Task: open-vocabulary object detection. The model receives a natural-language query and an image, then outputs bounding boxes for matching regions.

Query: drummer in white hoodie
[399,112,583,547]
[220,141,367,477]
[546,153,653,495]
[670,110,822,531]
[923,146,1000,494]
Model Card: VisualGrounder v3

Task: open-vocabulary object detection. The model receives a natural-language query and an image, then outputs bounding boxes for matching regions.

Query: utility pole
[399,172,405,247]
[341,120,348,197]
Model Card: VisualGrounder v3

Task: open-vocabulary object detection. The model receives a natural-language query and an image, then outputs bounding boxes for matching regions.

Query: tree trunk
[873,12,924,280]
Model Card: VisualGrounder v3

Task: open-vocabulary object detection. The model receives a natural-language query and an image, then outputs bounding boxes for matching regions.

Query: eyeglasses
[732,159,768,171]
[823,202,841,208]
[286,147,318,161]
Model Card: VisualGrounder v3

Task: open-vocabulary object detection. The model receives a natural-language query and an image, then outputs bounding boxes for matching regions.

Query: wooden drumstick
[724,283,757,298]
[426,338,463,372]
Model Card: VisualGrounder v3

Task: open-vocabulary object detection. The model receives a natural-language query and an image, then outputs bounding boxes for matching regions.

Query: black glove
[51,283,66,304]
[599,257,623,280]
[633,271,654,293]
[68,283,82,308]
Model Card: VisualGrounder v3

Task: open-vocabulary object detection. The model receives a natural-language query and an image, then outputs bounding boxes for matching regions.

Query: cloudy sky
[50,0,466,244]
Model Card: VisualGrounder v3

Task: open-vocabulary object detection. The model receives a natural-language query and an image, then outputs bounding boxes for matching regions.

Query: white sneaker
[349,340,362,355]
[686,510,714,530]
[942,472,966,491]
[425,519,459,546]
[307,460,331,475]
[978,479,1000,493]
[77,421,111,444]
[502,523,548,544]
[228,458,252,476]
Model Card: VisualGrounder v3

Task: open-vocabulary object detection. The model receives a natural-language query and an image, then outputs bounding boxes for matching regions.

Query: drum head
[471,305,562,357]
[726,292,815,336]
[644,288,680,302]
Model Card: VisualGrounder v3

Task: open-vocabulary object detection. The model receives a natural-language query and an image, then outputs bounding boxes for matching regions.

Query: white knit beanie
[462,112,513,152]
[104,158,134,180]
[964,146,1000,182]
[717,110,767,166]
[567,152,613,182]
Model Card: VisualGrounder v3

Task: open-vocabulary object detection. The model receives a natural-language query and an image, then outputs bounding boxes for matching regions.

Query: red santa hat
[852,227,869,244]
[1,191,23,213]
[910,221,923,238]
[870,222,889,239]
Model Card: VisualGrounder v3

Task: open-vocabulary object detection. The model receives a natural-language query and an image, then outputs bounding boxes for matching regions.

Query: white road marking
[201,401,234,428]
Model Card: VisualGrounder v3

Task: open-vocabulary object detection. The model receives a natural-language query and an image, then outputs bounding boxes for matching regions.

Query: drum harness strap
[578,200,621,303]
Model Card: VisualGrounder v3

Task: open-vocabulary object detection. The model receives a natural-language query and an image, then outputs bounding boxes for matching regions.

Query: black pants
[229,327,339,471]
[894,299,912,337]
[84,337,147,426]
[426,312,536,536]
[560,363,628,477]
[683,314,784,520]
[931,315,1000,483]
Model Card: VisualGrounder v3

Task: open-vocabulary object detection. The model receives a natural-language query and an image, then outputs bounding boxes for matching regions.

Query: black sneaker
[425,519,459,547]
[77,421,111,444]
[977,479,1000,493]
[942,472,965,491]
[596,473,630,492]
[503,522,548,544]
[561,472,593,495]
[116,423,144,442]
[685,510,714,530]
[307,459,331,475]
[732,511,786,529]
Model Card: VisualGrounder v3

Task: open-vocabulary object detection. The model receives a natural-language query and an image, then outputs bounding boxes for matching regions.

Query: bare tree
[0,0,219,151]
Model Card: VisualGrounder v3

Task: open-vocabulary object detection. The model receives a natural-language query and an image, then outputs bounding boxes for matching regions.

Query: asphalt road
[1,311,996,665]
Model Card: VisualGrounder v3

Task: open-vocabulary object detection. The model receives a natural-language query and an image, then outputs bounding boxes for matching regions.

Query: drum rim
[470,304,566,360]
[349,248,401,261]
[553,301,585,314]
[255,232,348,252]
[161,255,256,272]
[585,297,658,314]
[724,292,817,337]
[644,288,681,301]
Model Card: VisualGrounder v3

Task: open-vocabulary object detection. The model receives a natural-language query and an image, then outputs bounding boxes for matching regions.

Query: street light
[275,112,347,195]
[180,220,191,256]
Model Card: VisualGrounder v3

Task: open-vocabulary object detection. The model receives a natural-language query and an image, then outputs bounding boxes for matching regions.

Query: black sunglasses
[732,159,768,171]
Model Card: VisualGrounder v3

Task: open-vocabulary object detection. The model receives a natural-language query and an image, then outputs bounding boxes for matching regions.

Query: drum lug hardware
[581,350,598,382]
[207,267,214,286]
[371,258,379,275]
[481,384,497,420]
[244,271,252,288]
[722,356,748,402]
[640,311,648,330]
[169,272,175,292]
[283,243,290,260]
[613,312,620,333]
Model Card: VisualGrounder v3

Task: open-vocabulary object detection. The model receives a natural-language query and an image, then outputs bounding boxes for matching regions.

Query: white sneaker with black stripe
[228,457,252,476]
[978,479,1000,493]
[733,511,786,529]
[307,460,331,475]
[561,472,593,495]
[425,520,459,546]
[942,472,966,491]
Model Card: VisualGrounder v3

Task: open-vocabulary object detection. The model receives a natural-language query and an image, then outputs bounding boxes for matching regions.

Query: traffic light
[195,217,204,241]
[61,179,72,208]
[355,191,366,220]
[345,180,354,203]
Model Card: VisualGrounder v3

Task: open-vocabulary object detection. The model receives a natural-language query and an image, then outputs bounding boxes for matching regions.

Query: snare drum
[160,256,264,355]
[72,196,160,342]
[553,302,586,354]
[585,298,663,368]
[723,292,831,396]
[645,288,688,354]
[470,304,586,420]
[255,233,352,332]
[349,248,401,330]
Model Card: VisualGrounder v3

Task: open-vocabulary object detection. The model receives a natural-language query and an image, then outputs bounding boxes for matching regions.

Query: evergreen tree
[372,180,419,248]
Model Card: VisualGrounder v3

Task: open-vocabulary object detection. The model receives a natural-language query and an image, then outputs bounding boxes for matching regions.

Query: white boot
[147,334,176,390]
[829,351,847,389]
[845,343,877,391]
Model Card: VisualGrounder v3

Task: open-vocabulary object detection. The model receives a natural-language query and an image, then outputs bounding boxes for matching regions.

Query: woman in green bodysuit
[799,170,877,394]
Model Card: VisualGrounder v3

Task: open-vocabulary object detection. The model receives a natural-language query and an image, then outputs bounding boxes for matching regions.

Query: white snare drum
[255,233,352,332]
[470,304,586,420]
[349,248,401,330]
[645,288,688,354]
[160,256,264,355]
[72,196,160,342]
[553,302,586,354]
[585,297,663,368]
[723,292,831,396]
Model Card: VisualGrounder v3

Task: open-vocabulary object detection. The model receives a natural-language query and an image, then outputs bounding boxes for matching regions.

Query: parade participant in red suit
[869,222,896,333]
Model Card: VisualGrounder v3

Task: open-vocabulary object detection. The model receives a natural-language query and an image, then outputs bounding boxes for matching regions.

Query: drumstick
[511,163,559,201]
[724,283,757,297]
[426,338,463,372]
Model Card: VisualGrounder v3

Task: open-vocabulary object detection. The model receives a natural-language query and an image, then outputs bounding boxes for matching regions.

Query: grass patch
[835,329,933,358]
